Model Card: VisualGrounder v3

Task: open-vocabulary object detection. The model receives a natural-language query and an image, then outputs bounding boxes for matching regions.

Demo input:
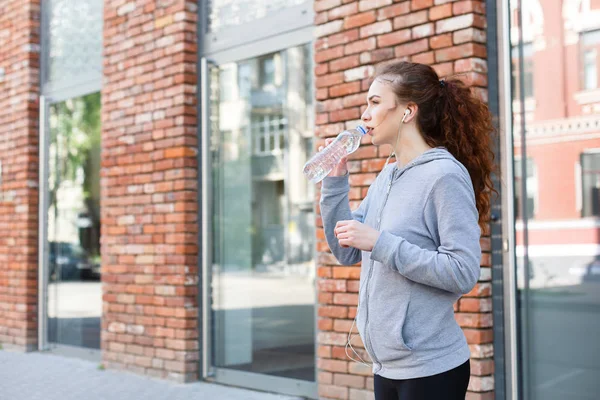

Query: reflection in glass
[514,157,537,219]
[47,92,102,350]
[581,30,600,91]
[581,152,600,217]
[210,44,315,381]
[511,43,533,100]
[511,0,600,398]
[583,50,597,91]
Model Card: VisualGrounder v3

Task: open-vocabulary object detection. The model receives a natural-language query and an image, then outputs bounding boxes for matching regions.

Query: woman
[319,61,496,400]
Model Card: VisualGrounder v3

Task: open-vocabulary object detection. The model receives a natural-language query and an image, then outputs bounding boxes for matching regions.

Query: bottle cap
[356,125,368,135]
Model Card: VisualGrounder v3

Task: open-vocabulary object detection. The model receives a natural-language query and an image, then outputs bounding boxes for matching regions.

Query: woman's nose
[361,110,370,122]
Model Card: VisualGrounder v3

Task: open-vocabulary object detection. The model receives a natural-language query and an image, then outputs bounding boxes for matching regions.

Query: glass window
[514,157,537,219]
[219,65,236,102]
[260,56,276,87]
[251,115,286,156]
[510,1,600,399]
[581,30,600,90]
[511,43,534,99]
[47,92,102,350]
[581,152,600,217]
[209,44,315,382]
[583,50,597,90]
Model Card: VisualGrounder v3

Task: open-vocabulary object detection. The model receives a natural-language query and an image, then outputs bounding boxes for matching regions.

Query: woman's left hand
[334,220,381,251]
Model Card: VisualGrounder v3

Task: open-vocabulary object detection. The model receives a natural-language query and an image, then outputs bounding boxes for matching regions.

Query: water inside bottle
[303,127,366,183]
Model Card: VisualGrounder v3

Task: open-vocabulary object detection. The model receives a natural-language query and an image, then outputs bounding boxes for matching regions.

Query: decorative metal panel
[207,0,307,33]
[43,0,103,90]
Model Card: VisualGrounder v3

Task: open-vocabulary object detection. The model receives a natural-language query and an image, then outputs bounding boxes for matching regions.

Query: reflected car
[49,242,97,281]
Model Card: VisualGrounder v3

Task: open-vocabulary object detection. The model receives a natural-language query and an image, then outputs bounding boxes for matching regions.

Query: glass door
[509,0,600,398]
[206,44,317,397]
[46,92,102,355]
[39,0,103,357]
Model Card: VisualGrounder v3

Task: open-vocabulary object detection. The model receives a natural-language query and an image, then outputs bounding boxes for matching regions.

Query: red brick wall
[101,0,200,382]
[313,1,494,399]
[0,0,40,351]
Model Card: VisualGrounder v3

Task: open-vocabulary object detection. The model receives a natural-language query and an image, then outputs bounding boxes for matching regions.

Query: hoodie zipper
[363,169,396,371]
[361,151,448,370]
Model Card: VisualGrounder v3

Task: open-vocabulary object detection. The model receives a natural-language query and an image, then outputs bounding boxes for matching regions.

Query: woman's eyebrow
[367,95,381,101]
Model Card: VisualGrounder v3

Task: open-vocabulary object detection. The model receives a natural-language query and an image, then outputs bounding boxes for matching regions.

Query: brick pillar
[313,1,493,399]
[0,0,40,351]
[101,0,200,382]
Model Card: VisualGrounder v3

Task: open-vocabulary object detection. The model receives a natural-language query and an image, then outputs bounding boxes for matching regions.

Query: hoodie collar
[390,147,460,181]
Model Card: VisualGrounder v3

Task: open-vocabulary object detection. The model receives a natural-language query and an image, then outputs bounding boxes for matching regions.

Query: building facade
[0,0,598,399]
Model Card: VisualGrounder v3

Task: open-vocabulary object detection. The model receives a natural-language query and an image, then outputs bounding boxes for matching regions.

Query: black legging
[374,360,470,400]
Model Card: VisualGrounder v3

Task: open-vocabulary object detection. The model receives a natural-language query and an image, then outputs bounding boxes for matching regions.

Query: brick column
[101,0,199,382]
[0,0,40,351]
[313,1,493,399]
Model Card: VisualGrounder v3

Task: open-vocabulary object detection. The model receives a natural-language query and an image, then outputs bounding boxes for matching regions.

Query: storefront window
[510,0,600,398]
[209,44,315,382]
[47,92,102,350]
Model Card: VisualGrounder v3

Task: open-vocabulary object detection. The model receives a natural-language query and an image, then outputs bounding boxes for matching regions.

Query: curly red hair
[376,61,497,231]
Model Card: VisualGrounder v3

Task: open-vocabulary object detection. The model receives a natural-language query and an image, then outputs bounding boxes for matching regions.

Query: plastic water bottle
[303,125,368,183]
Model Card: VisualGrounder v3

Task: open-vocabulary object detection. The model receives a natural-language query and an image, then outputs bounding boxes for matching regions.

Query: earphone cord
[384,109,409,167]
[344,309,372,368]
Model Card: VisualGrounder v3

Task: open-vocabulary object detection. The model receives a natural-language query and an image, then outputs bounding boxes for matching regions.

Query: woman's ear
[403,103,418,123]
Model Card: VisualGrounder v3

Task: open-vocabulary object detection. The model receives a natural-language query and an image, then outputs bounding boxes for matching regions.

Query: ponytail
[376,61,497,230]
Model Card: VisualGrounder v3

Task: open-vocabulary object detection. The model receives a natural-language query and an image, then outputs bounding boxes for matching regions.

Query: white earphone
[404,109,411,116]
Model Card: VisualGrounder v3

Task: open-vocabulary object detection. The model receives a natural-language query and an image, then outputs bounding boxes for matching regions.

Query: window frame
[580,29,600,91]
[580,150,600,218]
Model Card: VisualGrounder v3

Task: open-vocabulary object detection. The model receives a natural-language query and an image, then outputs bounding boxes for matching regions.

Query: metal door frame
[197,1,317,398]
[497,0,520,398]
[38,95,50,352]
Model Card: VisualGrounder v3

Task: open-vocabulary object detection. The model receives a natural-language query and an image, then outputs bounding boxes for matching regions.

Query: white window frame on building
[581,29,600,91]
[514,157,538,220]
[580,149,600,217]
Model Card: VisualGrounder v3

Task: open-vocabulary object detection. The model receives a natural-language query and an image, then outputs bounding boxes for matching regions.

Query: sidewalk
[0,350,304,400]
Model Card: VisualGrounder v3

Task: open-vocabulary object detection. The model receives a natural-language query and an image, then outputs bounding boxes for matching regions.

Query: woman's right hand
[319,138,348,177]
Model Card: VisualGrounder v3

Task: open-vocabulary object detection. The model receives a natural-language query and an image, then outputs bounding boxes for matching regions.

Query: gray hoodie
[320,147,481,380]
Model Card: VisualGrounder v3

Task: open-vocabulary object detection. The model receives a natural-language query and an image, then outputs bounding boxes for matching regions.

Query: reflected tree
[49,92,101,260]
